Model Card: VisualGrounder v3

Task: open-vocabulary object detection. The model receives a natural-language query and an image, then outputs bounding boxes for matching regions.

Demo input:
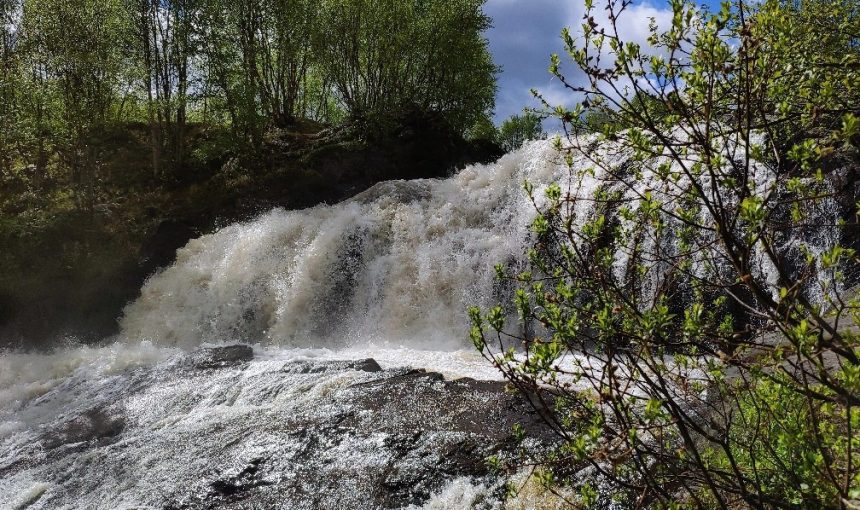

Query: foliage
[0,0,20,176]
[1,0,498,200]
[465,113,499,144]
[706,374,859,507]
[312,0,497,137]
[498,112,545,152]
[474,0,860,508]
[129,0,208,174]
[19,0,129,208]
[197,0,320,153]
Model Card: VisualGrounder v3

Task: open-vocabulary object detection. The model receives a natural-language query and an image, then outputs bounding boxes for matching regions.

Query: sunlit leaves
[739,196,765,227]
[313,0,497,135]
[498,113,545,152]
[475,0,860,507]
[486,306,506,332]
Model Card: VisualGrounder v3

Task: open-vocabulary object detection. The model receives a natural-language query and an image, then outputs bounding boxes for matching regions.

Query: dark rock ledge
[1,346,556,510]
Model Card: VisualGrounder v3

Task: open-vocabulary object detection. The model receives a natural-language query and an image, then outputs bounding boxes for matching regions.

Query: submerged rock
[186,345,255,370]
[38,407,126,450]
[0,346,554,509]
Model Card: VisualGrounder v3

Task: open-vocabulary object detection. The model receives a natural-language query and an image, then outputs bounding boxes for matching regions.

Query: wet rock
[280,358,383,375]
[208,458,273,499]
[186,345,254,369]
[2,356,556,510]
[39,408,125,450]
[351,358,383,373]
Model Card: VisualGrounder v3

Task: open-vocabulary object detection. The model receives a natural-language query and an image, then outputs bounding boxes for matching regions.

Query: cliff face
[0,118,502,349]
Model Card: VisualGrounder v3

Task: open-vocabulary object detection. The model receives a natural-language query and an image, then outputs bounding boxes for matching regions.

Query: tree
[0,0,20,177]
[21,0,129,209]
[473,0,860,508]
[197,0,319,153]
[239,0,316,127]
[466,112,499,143]
[132,0,201,175]
[497,112,544,152]
[1,0,501,189]
[312,0,497,137]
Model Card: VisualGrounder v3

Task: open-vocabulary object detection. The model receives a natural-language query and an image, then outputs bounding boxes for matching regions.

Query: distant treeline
[0,0,498,208]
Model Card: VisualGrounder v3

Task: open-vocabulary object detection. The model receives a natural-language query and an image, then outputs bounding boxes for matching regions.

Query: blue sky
[484,0,722,122]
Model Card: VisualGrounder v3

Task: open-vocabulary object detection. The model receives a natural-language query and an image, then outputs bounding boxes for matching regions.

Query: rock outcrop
[0,346,554,509]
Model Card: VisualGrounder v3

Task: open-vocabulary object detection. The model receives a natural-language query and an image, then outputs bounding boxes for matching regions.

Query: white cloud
[569,0,676,57]
[484,0,676,122]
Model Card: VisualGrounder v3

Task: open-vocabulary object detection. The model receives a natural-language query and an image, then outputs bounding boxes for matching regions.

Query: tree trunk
[141,0,161,179]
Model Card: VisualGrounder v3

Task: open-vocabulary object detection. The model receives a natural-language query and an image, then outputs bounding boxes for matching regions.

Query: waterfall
[119,141,568,350]
[1,137,851,510]
[119,136,846,352]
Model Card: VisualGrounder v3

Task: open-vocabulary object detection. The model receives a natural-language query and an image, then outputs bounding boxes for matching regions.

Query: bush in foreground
[473,1,860,508]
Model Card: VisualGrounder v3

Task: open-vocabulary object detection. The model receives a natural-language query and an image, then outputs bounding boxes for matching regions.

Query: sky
[484,0,721,122]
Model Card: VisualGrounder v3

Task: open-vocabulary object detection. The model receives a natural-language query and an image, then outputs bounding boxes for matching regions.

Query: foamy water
[0,141,568,508]
[118,140,568,351]
[0,340,527,509]
[0,134,846,509]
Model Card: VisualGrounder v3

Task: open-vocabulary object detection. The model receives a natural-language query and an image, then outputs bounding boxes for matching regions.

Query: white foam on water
[4,481,49,510]
[253,344,506,381]
[0,340,512,509]
[118,140,570,351]
[0,342,179,436]
[0,133,845,509]
[408,477,500,510]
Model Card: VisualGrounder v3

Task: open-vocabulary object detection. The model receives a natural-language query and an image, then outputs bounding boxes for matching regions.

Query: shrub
[473,0,860,508]
[312,0,498,137]
[498,112,545,152]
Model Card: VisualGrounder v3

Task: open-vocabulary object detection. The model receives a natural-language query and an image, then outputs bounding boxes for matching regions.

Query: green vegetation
[0,0,498,201]
[0,0,501,346]
[466,111,546,153]
[497,112,545,152]
[314,0,497,138]
[474,0,860,508]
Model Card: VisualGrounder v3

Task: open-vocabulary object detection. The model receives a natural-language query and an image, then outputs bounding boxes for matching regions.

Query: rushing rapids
[0,138,851,509]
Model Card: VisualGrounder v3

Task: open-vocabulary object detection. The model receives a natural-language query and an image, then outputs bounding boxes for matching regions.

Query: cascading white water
[1,137,849,509]
[1,139,578,424]
[0,141,580,510]
[119,140,569,351]
[119,134,844,354]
